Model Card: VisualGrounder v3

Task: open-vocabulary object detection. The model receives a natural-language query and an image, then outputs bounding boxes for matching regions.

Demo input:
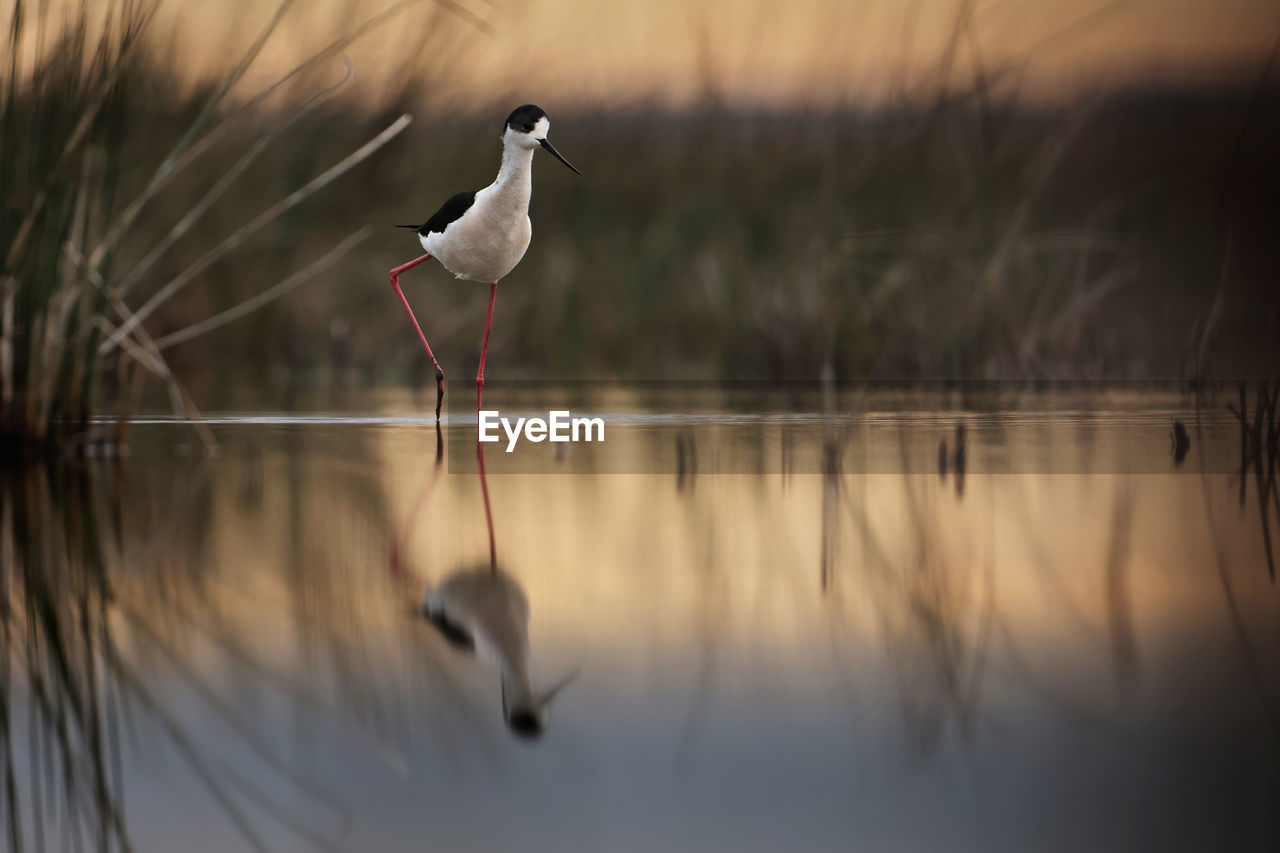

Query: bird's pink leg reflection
[389,424,443,584]
[477,439,497,570]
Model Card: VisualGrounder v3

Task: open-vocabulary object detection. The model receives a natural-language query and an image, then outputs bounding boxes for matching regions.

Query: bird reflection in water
[399,436,575,739]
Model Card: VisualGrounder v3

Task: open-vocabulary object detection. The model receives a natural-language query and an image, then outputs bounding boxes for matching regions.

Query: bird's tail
[395,224,421,230]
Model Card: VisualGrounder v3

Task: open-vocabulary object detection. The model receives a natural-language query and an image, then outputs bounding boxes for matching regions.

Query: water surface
[5,386,1277,851]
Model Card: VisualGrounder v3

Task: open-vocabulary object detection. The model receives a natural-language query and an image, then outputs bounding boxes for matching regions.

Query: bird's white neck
[493,141,535,195]
[501,664,536,709]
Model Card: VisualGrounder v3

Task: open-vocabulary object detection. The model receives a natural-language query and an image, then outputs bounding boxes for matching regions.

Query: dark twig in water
[1104,483,1138,686]
[1170,420,1191,465]
[1227,381,1279,581]
[1193,387,1280,734]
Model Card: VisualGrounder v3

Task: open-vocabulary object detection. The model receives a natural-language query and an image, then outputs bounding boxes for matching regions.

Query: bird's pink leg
[475,282,498,411]
[389,254,446,418]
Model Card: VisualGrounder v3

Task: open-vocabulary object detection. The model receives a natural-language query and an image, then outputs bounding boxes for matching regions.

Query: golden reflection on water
[3,392,1278,849]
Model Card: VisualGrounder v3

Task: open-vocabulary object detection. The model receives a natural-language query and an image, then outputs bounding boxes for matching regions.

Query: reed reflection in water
[1,391,1277,850]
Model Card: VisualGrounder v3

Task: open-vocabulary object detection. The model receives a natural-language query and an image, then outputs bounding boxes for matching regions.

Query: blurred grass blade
[1,1,156,278]
[87,0,295,270]
[154,227,372,352]
[114,57,356,297]
[99,114,413,357]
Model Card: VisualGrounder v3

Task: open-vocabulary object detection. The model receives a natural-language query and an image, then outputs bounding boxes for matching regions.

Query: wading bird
[389,105,580,418]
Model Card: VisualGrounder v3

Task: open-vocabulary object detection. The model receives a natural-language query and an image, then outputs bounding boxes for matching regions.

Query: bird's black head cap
[505,104,546,134]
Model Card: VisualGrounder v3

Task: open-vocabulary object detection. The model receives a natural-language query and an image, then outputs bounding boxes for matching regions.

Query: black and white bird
[388,105,580,418]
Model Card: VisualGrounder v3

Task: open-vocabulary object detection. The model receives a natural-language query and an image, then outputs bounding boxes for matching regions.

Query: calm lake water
[4,385,1278,851]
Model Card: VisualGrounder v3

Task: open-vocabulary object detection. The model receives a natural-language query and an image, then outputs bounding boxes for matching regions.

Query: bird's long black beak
[538,138,581,175]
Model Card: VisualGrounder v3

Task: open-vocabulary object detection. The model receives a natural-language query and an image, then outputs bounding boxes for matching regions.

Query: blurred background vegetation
[2,0,1278,434]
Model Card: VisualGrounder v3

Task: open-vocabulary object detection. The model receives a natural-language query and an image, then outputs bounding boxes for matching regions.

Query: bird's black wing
[397,191,477,237]
[424,609,476,653]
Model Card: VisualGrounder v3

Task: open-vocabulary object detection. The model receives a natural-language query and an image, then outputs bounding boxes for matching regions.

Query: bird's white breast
[422,162,534,283]
[424,568,531,668]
